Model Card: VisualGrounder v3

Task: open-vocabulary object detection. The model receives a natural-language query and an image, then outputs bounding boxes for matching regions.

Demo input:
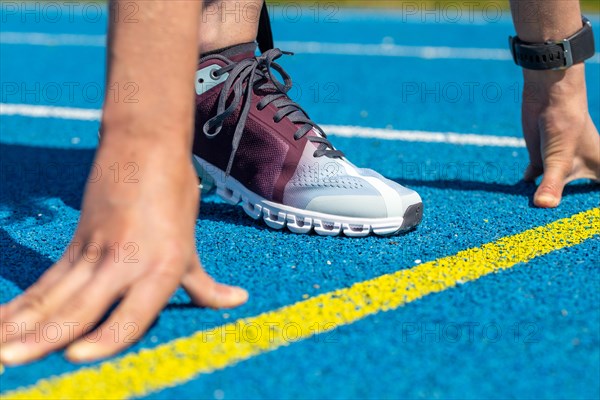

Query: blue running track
[1,5,599,399]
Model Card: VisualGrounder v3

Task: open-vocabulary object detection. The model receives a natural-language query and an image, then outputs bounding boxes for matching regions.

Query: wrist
[522,63,588,108]
[100,106,194,154]
[509,15,595,71]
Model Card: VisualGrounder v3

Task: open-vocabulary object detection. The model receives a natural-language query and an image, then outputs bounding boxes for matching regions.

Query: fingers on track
[0,263,125,365]
[65,270,181,362]
[182,259,248,310]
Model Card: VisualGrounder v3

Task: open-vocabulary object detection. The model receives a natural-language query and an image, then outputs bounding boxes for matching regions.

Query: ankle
[199,35,257,55]
[198,0,262,54]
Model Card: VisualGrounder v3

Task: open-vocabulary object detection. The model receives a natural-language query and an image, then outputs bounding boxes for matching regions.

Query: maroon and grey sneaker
[193,42,423,237]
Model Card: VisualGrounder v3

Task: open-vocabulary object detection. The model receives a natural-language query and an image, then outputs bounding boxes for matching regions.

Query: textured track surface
[1,6,599,399]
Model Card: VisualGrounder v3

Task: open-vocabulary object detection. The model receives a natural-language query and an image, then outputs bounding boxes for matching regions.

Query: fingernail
[231,287,249,303]
[65,342,96,363]
[0,343,26,366]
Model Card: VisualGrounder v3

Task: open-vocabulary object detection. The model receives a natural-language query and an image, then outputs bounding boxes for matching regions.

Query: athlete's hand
[0,139,248,365]
[520,64,600,208]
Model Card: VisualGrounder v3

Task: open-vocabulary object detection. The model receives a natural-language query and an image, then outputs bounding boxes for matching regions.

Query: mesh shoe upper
[193,42,420,220]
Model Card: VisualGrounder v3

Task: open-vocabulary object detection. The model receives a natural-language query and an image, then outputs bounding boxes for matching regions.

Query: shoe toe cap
[290,172,422,220]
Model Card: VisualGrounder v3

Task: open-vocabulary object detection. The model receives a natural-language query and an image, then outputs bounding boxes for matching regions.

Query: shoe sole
[194,156,423,237]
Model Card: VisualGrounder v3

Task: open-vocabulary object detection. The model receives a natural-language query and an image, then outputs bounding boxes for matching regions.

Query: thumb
[182,259,249,309]
[523,163,543,182]
[534,160,571,208]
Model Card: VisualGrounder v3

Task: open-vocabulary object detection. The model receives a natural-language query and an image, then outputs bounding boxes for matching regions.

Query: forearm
[102,0,202,152]
[509,0,583,42]
[509,0,589,110]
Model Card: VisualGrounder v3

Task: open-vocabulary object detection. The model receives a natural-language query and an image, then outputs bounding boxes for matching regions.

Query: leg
[199,0,264,53]
[192,3,423,237]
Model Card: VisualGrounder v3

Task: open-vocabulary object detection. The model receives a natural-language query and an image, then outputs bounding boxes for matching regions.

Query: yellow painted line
[3,208,599,399]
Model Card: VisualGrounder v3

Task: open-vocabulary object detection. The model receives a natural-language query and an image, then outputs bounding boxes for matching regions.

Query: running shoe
[193,42,423,237]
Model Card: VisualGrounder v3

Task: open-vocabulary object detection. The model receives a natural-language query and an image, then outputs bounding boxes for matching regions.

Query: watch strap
[509,17,595,70]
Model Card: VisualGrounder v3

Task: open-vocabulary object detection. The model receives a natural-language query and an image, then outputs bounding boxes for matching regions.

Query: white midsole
[194,156,419,237]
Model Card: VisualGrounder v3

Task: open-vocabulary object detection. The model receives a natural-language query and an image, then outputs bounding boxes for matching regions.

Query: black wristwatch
[509,16,595,70]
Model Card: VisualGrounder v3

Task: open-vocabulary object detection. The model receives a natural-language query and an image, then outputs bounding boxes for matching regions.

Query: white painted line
[1,103,525,147]
[0,103,101,120]
[0,32,106,47]
[2,32,598,64]
[279,40,513,60]
[322,124,525,147]
[277,41,600,64]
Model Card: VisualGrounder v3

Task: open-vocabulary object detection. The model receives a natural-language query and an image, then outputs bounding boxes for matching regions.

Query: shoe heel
[193,156,215,194]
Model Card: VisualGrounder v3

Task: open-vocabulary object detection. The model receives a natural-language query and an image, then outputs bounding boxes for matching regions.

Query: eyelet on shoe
[210,69,220,80]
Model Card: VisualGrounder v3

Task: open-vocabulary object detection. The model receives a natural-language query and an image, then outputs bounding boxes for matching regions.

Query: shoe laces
[202,48,343,176]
